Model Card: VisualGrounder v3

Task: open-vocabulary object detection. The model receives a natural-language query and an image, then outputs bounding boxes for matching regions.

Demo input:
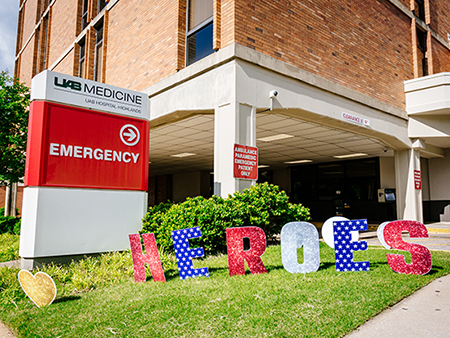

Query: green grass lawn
[1,235,450,337]
[0,233,20,262]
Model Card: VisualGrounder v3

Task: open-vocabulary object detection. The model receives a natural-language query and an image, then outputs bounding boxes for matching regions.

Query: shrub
[141,183,310,255]
[224,183,311,239]
[0,207,21,235]
[142,195,230,255]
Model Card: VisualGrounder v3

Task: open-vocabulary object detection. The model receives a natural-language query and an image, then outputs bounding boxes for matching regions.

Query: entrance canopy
[149,112,393,176]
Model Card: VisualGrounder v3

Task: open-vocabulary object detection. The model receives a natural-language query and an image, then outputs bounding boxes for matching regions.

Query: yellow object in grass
[18,270,56,308]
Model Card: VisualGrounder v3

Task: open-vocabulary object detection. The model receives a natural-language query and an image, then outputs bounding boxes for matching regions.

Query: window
[416,28,428,77]
[94,22,104,82]
[82,0,89,30]
[186,0,214,66]
[414,0,425,21]
[74,0,108,81]
[78,39,86,78]
[42,0,49,14]
[98,0,107,13]
[33,26,41,75]
[40,15,49,71]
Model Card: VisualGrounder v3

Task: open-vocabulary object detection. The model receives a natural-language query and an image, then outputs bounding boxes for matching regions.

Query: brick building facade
[14,0,450,223]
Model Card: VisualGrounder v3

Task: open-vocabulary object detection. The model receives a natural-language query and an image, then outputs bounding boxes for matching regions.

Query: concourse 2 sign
[20,71,150,268]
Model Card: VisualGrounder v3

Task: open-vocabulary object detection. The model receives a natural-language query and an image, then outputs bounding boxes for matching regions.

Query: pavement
[0,322,15,338]
[1,222,449,337]
[346,271,450,338]
[346,221,450,337]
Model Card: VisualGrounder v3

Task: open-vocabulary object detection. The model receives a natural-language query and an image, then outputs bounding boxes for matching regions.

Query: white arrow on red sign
[120,124,140,146]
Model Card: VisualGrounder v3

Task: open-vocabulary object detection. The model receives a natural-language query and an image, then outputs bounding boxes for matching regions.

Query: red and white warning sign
[233,144,258,180]
[414,170,422,190]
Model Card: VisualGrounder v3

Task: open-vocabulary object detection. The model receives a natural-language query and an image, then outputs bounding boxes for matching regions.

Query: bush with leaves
[141,183,310,255]
[0,207,20,235]
[142,196,230,254]
[225,183,311,239]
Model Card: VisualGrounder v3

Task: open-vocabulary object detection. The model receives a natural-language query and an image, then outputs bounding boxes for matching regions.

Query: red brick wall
[52,50,75,74]
[398,0,411,8]
[233,0,414,109]
[220,0,235,48]
[432,37,450,73]
[22,0,38,46]
[106,0,181,91]
[18,35,35,87]
[429,0,450,40]
[48,0,78,68]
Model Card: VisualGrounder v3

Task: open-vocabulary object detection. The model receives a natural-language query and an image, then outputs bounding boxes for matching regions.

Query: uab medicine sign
[20,71,150,268]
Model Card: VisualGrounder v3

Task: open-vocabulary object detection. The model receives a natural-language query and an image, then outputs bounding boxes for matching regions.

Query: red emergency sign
[25,101,149,191]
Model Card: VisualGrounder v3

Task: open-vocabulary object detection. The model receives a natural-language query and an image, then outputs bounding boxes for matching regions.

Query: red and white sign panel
[342,112,370,127]
[234,144,258,180]
[414,170,422,190]
[25,101,149,191]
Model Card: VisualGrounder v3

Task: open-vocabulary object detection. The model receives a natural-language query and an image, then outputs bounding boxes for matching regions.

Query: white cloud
[0,1,19,74]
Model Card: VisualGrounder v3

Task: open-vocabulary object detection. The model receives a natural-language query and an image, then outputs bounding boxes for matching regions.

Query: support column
[394,146,423,222]
[214,103,256,197]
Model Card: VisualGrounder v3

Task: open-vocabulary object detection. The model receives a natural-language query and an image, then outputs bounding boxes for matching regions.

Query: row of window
[17,0,215,81]
[77,20,104,82]
[32,2,51,77]
[76,0,107,82]
[76,0,215,82]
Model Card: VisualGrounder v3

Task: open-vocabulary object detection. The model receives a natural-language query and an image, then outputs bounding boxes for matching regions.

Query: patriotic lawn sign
[379,220,432,275]
[129,218,432,282]
[227,227,268,276]
[172,227,209,280]
[281,222,320,274]
[332,220,370,272]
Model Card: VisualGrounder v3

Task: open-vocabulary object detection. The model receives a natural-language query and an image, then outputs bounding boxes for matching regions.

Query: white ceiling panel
[148,112,391,175]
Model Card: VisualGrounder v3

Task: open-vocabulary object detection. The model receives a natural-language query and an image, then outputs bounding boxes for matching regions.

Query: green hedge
[0,208,21,235]
[141,183,310,255]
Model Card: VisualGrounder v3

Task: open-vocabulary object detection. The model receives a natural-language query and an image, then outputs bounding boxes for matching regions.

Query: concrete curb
[0,260,20,268]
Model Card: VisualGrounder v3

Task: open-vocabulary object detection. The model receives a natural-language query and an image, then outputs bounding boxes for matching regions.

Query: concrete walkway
[346,273,450,338]
[347,221,450,337]
[0,322,16,338]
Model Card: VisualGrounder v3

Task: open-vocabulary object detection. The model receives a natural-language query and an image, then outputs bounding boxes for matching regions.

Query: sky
[0,1,19,75]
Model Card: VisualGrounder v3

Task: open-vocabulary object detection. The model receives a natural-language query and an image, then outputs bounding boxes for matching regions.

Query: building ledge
[144,43,407,120]
[405,73,450,115]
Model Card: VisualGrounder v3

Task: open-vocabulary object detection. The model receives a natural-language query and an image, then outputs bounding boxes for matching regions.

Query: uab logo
[54,77,82,91]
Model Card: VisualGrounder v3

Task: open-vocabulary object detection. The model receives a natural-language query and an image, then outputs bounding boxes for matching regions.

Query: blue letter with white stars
[333,219,370,272]
[172,227,210,280]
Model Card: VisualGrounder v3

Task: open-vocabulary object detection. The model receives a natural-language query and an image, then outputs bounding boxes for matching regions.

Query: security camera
[269,90,278,98]
[383,148,388,153]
